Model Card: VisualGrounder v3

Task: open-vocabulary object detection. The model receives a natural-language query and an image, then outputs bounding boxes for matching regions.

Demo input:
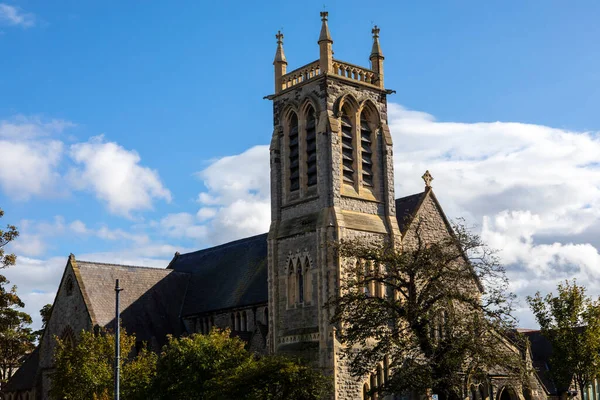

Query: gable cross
[422,170,433,188]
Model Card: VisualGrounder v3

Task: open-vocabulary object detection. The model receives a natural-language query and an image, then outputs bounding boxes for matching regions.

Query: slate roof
[76,261,190,345]
[523,330,565,395]
[395,191,427,234]
[3,347,39,392]
[168,233,269,317]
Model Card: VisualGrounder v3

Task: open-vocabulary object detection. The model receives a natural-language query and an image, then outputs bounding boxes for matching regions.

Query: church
[3,12,574,400]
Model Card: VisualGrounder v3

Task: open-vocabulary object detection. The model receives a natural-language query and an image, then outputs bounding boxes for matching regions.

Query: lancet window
[360,111,373,187]
[306,106,318,187]
[287,255,313,307]
[340,109,355,185]
[288,112,300,192]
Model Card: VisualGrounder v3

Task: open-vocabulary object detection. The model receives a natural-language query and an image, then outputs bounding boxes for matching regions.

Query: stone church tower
[267,12,401,398]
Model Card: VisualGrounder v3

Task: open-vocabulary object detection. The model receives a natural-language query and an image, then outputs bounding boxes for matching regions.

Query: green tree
[330,219,527,400]
[219,355,332,400]
[0,209,31,385]
[50,328,157,400]
[527,280,600,397]
[153,329,252,399]
[0,276,35,384]
[33,303,52,341]
[0,208,18,269]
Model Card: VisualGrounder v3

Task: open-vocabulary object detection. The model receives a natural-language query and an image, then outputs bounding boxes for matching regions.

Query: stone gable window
[65,276,74,296]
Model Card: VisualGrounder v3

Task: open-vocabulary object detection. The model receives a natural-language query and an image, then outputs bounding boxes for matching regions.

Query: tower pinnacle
[369,25,385,88]
[273,30,288,94]
[274,30,286,63]
[318,12,332,43]
[318,12,333,74]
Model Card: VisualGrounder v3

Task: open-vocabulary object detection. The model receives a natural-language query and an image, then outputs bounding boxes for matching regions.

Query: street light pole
[114,279,123,400]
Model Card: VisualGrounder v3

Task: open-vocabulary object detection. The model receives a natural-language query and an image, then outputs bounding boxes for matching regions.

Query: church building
[4,12,562,400]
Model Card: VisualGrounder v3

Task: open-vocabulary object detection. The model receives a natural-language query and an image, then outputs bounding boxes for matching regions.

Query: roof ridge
[77,260,170,272]
[180,232,268,257]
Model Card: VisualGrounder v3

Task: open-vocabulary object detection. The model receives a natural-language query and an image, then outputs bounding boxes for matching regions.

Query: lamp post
[114,279,123,400]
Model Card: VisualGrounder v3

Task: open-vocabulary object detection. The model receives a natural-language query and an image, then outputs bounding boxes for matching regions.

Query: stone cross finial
[276,30,284,45]
[320,11,328,21]
[372,25,380,39]
[422,170,433,188]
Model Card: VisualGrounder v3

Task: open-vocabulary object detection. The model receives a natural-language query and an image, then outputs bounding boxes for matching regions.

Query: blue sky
[0,1,599,329]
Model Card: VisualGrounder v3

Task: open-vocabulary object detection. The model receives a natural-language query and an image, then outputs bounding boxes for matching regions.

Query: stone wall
[39,261,93,400]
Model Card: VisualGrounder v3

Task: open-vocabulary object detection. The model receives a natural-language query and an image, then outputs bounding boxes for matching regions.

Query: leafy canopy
[331,219,527,400]
[527,280,600,396]
[50,328,157,400]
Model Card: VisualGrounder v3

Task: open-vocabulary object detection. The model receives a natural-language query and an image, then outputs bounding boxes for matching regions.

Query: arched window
[65,276,74,296]
[231,313,235,330]
[304,257,313,304]
[242,311,248,332]
[264,307,268,326]
[204,318,210,334]
[297,263,304,304]
[370,374,377,400]
[305,106,317,187]
[376,364,383,389]
[288,112,300,192]
[235,312,241,331]
[340,107,355,185]
[288,260,296,307]
[363,383,370,400]
[361,261,370,296]
[383,356,389,384]
[359,111,373,187]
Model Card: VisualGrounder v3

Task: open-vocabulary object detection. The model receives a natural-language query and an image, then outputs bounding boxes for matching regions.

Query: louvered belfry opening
[341,111,355,185]
[306,106,318,187]
[289,112,300,191]
[360,112,373,187]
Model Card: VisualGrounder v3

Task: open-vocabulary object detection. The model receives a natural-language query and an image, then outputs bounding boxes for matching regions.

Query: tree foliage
[330,219,527,400]
[527,280,600,397]
[50,328,157,400]
[219,355,332,400]
[0,208,18,269]
[0,276,34,384]
[33,303,53,341]
[0,209,32,384]
[154,329,331,400]
[153,329,252,399]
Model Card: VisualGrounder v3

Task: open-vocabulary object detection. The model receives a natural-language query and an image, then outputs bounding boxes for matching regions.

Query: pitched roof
[4,347,39,392]
[74,261,190,345]
[168,233,269,317]
[168,194,433,318]
[395,191,427,234]
[523,330,559,394]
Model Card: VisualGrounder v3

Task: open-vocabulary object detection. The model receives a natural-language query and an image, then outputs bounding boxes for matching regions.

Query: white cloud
[0,3,35,28]
[0,116,74,199]
[0,139,64,199]
[68,135,172,218]
[194,145,270,245]
[158,212,208,240]
[388,103,600,327]
[69,220,88,234]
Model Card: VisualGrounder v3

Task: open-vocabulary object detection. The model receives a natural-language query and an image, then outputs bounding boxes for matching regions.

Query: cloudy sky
[0,1,598,330]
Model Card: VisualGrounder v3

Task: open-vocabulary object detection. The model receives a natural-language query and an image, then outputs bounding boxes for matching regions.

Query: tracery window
[287,255,313,307]
[289,112,300,192]
[297,263,304,304]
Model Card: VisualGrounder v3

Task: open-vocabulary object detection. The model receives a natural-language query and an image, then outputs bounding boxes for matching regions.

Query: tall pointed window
[341,109,355,185]
[306,106,318,187]
[360,112,373,187]
[289,113,300,191]
[288,260,296,307]
[297,263,304,304]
